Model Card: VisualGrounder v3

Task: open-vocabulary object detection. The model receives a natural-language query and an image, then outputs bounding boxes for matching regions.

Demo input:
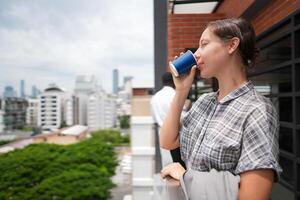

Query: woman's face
[194,28,229,79]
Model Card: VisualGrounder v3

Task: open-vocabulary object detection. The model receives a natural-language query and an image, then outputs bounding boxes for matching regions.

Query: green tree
[0,140,12,146]
[0,135,118,200]
[118,115,130,129]
[59,120,67,129]
[92,129,130,146]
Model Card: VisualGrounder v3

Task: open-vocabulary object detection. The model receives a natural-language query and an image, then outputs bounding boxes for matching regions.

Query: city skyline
[0,0,154,95]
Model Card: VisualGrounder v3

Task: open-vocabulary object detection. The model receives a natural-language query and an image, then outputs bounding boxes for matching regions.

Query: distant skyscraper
[31,85,39,98]
[3,86,16,97]
[20,80,25,97]
[113,69,119,94]
[74,75,98,125]
[123,76,133,86]
[87,93,117,130]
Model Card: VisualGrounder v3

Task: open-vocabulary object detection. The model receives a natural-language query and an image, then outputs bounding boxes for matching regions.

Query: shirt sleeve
[234,101,282,182]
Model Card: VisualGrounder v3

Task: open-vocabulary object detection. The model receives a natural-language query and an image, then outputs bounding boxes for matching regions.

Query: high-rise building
[123,76,133,86]
[38,84,65,132]
[87,92,116,131]
[64,94,79,126]
[116,76,132,116]
[3,86,16,98]
[0,99,4,132]
[0,97,28,130]
[20,80,25,97]
[87,94,104,131]
[104,94,117,128]
[31,85,40,98]
[74,75,97,125]
[112,69,119,94]
[26,98,39,127]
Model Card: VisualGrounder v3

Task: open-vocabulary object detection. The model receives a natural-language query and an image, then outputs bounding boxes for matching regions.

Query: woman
[160,18,282,199]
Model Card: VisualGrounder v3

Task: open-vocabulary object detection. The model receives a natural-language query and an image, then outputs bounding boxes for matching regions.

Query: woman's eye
[201,43,207,48]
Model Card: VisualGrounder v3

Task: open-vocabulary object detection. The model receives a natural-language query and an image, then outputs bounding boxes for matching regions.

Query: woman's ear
[228,37,240,54]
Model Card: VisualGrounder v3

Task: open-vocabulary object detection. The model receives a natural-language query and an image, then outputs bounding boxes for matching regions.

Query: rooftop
[61,125,88,136]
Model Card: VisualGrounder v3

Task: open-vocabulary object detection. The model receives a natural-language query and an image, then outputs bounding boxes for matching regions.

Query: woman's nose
[194,49,201,60]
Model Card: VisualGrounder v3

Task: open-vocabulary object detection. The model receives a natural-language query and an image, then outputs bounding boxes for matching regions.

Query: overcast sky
[0,0,154,96]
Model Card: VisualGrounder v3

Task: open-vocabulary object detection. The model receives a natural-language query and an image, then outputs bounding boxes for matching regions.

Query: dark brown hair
[207,18,259,68]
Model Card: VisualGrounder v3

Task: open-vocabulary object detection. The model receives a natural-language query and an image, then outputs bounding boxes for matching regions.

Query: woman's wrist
[173,91,189,111]
[175,89,189,100]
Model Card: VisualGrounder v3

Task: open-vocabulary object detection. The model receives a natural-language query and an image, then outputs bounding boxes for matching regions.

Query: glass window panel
[279,156,294,186]
[256,35,291,68]
[279,127,293,153]
[250,66,292,95]
[279,97,293,123]
[296,30,300,58]
[296,98,300,125]
[296,64,300,92]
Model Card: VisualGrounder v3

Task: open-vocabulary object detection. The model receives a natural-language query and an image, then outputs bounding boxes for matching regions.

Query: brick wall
[251,0,300,35]
[168,13,224,64]
[215,0,300,35]
[132,88,152,96]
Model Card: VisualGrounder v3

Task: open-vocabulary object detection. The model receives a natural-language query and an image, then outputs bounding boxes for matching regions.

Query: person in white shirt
[151,72,189,168]
[151,73,176,128]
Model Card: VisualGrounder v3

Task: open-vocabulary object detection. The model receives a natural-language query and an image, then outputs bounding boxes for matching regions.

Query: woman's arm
[239,169,274,200]
[160,90,189,149]
[160,64,197,150]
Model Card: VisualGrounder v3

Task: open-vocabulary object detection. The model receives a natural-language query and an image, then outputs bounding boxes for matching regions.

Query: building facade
[3,86,16,98]
[0,97,28,131]
[104,94,117,128]
[38,85,64,132]
[20,80,25,97]
[31,85,40,98]
[74,75,98,125]
[87,94,104,131]
[64,94,79,127]
[87,92,117,131]
[113,69,119,94]
[26,98,39,127]
[0,100,4,132]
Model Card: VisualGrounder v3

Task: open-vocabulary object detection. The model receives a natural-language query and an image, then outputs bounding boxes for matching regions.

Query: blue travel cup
[170,50,197,77]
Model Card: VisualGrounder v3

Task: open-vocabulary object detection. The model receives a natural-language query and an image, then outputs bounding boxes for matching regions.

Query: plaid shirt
[179,81,282,180]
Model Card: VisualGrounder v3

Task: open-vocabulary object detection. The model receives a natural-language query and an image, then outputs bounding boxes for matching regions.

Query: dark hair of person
[207,18,259,68]
[162,72,175,88]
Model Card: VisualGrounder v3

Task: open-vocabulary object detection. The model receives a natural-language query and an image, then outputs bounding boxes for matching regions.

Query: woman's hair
[207,18,259,68]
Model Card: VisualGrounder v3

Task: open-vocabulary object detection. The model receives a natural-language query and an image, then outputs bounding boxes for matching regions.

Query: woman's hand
[160,162,186,180]
[169,53,198,93]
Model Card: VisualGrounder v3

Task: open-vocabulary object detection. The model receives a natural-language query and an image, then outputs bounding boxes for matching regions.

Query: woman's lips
[197,63,204,70]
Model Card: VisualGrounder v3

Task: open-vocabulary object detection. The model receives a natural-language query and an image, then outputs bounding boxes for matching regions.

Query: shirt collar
[214,81,254,104]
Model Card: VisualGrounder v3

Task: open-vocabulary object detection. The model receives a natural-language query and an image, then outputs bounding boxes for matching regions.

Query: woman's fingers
[160,163,186,180]
[173,51,184,60]
[189,65,197,77]
[168,62,177,78]
[160,166,169,178]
